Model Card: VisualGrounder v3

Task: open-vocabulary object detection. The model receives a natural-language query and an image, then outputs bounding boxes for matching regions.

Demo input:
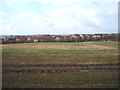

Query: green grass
[2,48,118,64]
[91,42,118,48]
[3,72,118,88]
[2,42,118,88]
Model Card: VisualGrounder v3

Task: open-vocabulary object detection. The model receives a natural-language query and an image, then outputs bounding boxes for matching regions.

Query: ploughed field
[2,42,119,88]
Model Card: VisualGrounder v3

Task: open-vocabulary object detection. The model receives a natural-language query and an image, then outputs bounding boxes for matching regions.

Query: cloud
[0,11,5,17]
[33,0,119,5]
[0,0,118,35]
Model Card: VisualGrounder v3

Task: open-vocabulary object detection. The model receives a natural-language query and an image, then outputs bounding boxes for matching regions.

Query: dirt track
[3,63,119,73]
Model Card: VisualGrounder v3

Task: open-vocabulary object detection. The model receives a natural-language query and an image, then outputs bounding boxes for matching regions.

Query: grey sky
[0,0,118,35]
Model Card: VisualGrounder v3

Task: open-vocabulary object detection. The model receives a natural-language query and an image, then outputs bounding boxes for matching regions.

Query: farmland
[2,41,119,88]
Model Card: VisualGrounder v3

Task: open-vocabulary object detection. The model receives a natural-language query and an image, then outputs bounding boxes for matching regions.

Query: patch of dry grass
[2,42,117,50]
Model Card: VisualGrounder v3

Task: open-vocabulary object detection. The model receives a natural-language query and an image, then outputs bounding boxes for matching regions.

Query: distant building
[33,39,38,42]
[55,37,61,42]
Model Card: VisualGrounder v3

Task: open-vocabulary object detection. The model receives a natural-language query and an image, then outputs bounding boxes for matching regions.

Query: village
[0,33,118,44]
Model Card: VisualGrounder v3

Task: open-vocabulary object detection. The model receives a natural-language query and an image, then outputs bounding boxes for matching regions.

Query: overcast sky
[0,0,118,35]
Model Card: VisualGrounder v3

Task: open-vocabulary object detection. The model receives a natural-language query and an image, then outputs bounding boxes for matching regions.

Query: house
[16,38,20,42]
[38,35,54,42]
[33,39,38,42]
[79,34,88,42]
[94,34,102,38]
[80,34,84,38]
[70,34,80,39]
[7,37,17,43]
[86,34,93,41]
[27,37,31,41]
[0,36,7,42]
[54,37,61,42]
[68,34,81,42]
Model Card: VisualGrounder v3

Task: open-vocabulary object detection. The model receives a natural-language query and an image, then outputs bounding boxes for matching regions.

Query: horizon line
[0,32,119,36]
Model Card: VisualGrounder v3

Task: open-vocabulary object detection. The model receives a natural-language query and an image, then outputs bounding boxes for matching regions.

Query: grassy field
[3,72,118,88]
[2,42,119,88]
